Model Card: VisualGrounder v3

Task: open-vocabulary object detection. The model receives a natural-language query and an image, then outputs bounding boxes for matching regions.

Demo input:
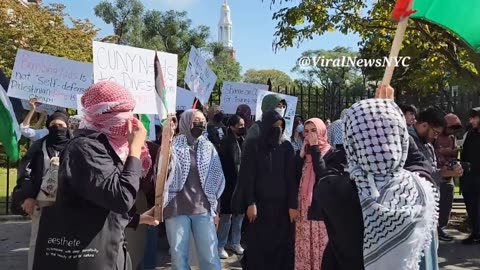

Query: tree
[267,0,480,86]
[292,46,363,118]
[0,0,98,76]
[205,42,242,84]
[243,69,293,88]
[94,0,143,44]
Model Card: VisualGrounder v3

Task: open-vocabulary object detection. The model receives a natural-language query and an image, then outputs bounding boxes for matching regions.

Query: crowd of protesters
[9,81,480,270]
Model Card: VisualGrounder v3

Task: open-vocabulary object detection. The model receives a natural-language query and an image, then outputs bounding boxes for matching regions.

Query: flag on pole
[411,0,480,52]
[154,52,168,122]
[0,84,21,162]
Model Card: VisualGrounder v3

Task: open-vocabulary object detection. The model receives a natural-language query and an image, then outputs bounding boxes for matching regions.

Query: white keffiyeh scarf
[342,99,439,270]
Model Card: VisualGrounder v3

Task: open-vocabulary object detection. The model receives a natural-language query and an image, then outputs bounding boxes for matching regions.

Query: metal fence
[1,85,476,214]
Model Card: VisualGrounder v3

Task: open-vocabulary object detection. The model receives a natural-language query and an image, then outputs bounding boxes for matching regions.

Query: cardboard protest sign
[7,49,92,109]
[184,46,217,105]
[20,99,64,115]
[176,87,196,111]
[255,90,298,140]
[220,81,269,114]
[93,41,178,115]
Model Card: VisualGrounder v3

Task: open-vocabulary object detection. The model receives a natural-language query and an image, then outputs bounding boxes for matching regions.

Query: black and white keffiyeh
[342,99,439,270]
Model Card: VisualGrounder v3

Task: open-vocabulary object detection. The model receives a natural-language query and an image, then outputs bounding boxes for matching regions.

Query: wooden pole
[154,114,176,222]
[381,0,414,87]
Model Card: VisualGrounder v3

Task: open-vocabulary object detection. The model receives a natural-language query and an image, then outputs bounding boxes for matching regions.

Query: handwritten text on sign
[176,87,196,111]
[220,81,269,114]
[7,49,92,109]
[93,41,178,115]
[185,46,217,105]
[255,90,298,141]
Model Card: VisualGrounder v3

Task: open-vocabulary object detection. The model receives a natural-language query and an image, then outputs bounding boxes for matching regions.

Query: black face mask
[236,127,246,136]
[48,126,68,138]
[266,127,282,148]
[191,123,206,138]
[214,112,224,123]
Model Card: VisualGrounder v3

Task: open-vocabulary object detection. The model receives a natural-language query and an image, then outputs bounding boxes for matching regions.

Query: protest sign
[184,46,217,105]
[20,99,64,115]
[7,49,92,109]
[220,81,269,114]
[93,41,178,115]
[255,90,298,140]
[176,87,196,111]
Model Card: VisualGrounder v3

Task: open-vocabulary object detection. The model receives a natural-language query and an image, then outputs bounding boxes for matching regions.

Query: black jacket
[207,123,227,150]
[308,159,433,270]
[461,129,480,189]
[218,129,243,214]
[32,129,142,270]
[16,137,48,202]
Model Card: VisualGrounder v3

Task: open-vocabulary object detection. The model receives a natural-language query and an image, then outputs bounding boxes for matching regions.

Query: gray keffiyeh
[342,99,439,270]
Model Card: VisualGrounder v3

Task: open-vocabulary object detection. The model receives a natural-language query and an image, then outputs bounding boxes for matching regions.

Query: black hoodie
[232,111,298,213]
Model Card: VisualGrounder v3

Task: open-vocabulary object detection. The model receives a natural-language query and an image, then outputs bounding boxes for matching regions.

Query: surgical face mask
[275,107,286,117]
[191,122,206,138]
[296,124,304,133]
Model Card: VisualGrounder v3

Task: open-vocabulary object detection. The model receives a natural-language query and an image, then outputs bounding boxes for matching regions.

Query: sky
[42,0,361,79]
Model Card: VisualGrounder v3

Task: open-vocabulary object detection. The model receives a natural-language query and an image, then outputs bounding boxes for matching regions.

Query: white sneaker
[227,244,244,255]
[218,247,229,259]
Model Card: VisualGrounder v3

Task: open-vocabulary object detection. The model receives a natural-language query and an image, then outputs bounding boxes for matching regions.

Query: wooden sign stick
[381,0,414,87]
[154,114,176,222]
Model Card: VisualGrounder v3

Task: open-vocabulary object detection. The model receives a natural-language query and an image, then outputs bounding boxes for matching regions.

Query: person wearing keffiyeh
[163,109,225,270]
[32,81,155,270]
[309,98,439,270]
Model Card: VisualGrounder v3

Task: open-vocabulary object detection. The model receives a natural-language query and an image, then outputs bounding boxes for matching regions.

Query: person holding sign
[164,109,225,270]
[32,81,154,270]
[308,87,438,270]
[20,98,48,142]
[235,110,298,270]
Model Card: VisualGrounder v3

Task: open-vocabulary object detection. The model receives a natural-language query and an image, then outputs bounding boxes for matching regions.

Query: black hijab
[45,111,70,157]
[259,110,285,151]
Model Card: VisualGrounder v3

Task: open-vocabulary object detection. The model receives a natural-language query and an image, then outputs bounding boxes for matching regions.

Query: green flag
[0,84,20,162]
[412,0,480,52]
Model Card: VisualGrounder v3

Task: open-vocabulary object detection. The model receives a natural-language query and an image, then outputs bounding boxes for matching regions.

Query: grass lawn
[0,167,17,215]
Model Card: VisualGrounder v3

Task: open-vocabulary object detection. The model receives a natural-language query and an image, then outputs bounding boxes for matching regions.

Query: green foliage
[0,0,99,76]
[243,69,293,87]
[267,0,480,94]
[94,1,241,87]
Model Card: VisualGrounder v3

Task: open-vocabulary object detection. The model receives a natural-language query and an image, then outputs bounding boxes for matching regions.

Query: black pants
[463,189,480,236]
[438,181,454,228]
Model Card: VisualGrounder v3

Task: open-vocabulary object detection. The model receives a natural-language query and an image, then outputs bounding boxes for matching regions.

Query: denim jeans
[165,213,221,270]
[143,226,158,270]
[217,214,244,249]
[419,231,439,270]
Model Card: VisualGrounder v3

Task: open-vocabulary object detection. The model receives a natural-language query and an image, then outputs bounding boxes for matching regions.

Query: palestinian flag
[403,0,480,52]
[154,51,168,122]
[0,84,20,162]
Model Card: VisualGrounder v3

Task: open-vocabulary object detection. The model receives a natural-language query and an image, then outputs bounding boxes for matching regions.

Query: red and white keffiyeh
[80,81,152,176]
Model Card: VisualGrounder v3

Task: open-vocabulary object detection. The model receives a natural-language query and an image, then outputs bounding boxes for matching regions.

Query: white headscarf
[342,99,439,270]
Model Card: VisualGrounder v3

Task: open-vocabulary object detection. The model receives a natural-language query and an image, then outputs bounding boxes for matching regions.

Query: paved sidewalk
[0,220,478,270]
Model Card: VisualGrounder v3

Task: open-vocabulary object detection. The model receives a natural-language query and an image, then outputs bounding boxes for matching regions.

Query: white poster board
[20,99,64,115]
[93,41,178,115]
[255,90,298,140]
[184,46,217,105]
[176,87,196,111]
[7,49,92,109]
[220,81,269,114]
